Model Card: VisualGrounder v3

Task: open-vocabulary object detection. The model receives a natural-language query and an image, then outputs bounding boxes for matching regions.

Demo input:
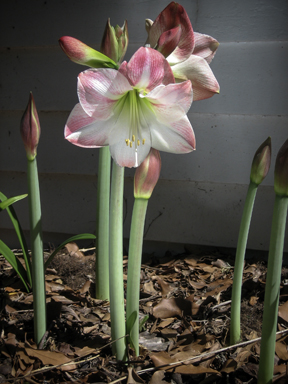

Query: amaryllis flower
[65,46,195,168]
[145,2,219,100]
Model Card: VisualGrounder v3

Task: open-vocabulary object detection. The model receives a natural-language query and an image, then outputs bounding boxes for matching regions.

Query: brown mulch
[1,243,288,383]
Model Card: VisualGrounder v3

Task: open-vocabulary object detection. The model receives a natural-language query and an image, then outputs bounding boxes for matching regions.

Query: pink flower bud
[274,138,288,197]
[250,137,271,186]
[134,149,161,199]
[20,92,40,161]
[101,19,128,64]
[59,36,117,68]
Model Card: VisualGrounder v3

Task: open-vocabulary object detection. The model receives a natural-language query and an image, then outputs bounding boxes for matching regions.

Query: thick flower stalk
[60,20,128,301]
[65,46,195,168]
[258,139,288,384]
[126,149,161,356]
[20,93,46,346]
[145,1,220,100]
[230,137,271,345]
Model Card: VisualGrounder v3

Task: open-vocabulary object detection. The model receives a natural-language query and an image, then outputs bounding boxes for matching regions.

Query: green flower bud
[250,137,271,186]
[101,19,128,64]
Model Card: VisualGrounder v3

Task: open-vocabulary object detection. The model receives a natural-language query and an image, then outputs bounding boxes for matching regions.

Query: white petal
[78,68,132,116]
[65,103,111,148]
[172,55,219,101]
[150,115,195,153]
[145,81,193,114]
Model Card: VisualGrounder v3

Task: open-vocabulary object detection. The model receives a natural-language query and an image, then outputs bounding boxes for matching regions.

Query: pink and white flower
[65,46,195,168]
[145,2,220,100]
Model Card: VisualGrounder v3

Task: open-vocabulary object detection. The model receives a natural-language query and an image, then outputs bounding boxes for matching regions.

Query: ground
[1,243,288,383]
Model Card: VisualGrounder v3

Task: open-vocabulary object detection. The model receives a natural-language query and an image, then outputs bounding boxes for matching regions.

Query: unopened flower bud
[20,92,40,161]
[134,149,161,199]
[274,138,288,197]
[101,19,128,64]
[59,36,117,68]
[250,137,271,186]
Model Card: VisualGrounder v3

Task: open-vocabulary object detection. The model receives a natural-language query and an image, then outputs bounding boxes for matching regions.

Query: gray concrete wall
[1,0,288,251]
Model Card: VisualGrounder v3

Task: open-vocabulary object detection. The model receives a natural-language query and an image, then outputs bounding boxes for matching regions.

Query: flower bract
[65,46,195,168]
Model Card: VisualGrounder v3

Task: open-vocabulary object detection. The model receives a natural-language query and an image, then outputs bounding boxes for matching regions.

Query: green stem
[27,158,46,346]
[95,147,111,300]
[230,181,258,345]
[258,195,288,384]
[109,161,126,361]
[126,198,148,356]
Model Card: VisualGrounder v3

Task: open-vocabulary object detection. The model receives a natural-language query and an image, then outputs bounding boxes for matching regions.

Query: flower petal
[125,47,174,91]
[150,115,195,153]
[147,2,194,64]
[78,68,132,116]
[157,25,182,58]
[172,55,220,100]
[193,32,219,64]
[65,103,111,147]
[146,80,192,114]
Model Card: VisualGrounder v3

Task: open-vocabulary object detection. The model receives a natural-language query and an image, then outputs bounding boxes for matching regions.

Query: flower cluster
[60,2,219,168]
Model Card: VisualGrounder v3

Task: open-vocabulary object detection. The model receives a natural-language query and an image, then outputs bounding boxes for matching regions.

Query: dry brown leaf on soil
[153,297,199,319]
[126,366,145,383]
[275,341,288,361]
[156,278,171,297]
[150,351,219,374]
[65,242,85,258]
[149,370,169,384]
[25,348,77,371]
[279,300,288,323]
[249,296,259,306]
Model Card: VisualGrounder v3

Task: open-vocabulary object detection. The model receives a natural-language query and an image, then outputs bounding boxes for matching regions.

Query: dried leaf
[126,367,145,383]
[157,278,171,297]
[65,242,85,258]
[149,370,169,384]
[153,298,193,319]
[25,348,77,371]
[279,301,288,322]
[249,296,258,306]
[275,341,288,361]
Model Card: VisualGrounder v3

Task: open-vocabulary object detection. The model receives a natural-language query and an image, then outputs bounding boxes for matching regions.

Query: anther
[142,139,146,145]
[137,139,140,146]
[125,139,129,146]
[132,135,135,142]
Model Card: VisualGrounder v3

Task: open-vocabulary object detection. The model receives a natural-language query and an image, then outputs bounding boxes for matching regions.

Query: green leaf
[0,191,32,286]
[0,240,30,292]
[0,194,28,211]
[126,311,138,350]
[139,314,149,332]
[44,233,96,269]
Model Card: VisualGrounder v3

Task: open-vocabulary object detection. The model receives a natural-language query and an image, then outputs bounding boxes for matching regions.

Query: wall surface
[1,0,288,252]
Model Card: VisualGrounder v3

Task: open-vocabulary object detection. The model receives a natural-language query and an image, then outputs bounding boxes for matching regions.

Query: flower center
[115,89,150,150]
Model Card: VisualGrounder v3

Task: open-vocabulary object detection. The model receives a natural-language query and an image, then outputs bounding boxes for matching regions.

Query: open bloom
[65,46,195,168]
[145,2,219,100]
